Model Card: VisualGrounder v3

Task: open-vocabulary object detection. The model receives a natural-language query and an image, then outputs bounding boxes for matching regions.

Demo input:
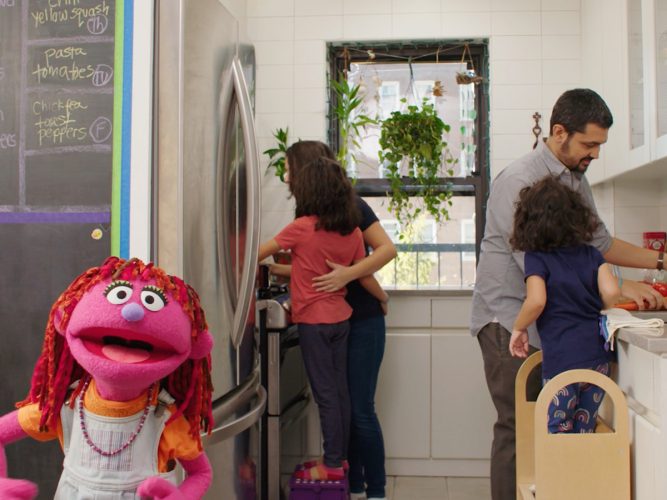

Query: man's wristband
[658,251,665,271]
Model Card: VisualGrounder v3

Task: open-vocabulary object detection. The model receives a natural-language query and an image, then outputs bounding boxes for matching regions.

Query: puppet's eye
[141,286,167,312]
[104,280,133,304]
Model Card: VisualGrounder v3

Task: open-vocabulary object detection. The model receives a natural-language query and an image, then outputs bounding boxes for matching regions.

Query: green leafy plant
[263,127,290,181]
[378,98,456,235]
[330,76,377,174]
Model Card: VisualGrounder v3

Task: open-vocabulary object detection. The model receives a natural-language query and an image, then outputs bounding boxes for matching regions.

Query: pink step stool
[288,465,349,500]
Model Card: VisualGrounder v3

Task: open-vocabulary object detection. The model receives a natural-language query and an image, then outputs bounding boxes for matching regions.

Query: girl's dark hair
[285,140,336,198]
[510,176,600,253]
[290,156,361,235]
[549,88,613,135]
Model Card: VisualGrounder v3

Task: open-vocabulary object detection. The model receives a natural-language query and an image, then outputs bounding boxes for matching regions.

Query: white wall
[248,0,584,241]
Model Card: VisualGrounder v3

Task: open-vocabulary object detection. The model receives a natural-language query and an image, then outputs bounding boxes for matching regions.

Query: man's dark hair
[549,88,613,135]
[510,176,600,253]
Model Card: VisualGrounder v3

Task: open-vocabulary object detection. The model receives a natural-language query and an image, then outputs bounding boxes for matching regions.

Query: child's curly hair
[17,256,213,443]
[510,176,601,253]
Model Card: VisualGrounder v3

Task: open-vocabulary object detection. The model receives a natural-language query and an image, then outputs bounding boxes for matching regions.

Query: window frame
[327,41,490,261]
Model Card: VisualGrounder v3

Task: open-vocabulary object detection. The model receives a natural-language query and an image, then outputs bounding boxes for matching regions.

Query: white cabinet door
[431,333,495,459]
[376,333,432,458]
[632,411,659,500]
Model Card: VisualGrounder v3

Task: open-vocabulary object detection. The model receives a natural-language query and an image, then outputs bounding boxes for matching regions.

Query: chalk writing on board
[27,92,112,149]
[30,1,111,34]
[28,43,114,87]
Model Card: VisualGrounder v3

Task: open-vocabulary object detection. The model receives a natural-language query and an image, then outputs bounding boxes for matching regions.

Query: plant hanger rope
[456,43,484,84]
[341,44,470,63]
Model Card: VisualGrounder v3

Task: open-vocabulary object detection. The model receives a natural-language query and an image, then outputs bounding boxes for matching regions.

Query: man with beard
[471,88,665,500]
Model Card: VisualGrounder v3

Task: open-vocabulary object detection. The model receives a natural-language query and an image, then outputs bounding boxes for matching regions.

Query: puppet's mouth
[77,328,177,364]
[100,336,153,363]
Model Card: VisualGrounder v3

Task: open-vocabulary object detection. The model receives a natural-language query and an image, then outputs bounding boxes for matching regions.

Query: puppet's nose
[121,302,145,322]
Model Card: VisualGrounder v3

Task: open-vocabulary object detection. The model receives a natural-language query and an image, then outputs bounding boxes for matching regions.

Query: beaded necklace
[78,377,154,457]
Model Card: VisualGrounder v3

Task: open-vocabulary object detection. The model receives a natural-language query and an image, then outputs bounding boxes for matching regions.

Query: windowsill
[386,288,473,298]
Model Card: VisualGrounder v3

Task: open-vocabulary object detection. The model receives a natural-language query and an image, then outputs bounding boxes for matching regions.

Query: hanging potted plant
[378,98,456,235]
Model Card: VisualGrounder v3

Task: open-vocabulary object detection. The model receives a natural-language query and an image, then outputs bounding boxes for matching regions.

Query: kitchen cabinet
[582,0,667,183]
[377,333,432,460]
[291,294,496,477]
[616,319,667,499]
[377,295,495,477]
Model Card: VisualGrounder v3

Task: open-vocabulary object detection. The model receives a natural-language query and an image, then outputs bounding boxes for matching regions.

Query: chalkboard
[1,0,115,211]
[0,1,118,497]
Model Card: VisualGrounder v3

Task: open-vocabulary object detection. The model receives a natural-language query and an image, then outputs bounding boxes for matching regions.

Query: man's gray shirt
[470,141,613,346]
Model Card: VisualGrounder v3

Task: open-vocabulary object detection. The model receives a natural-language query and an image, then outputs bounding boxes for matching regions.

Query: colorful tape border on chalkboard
[111,0,133,259]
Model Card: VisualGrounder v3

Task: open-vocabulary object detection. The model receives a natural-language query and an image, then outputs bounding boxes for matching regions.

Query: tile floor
[383,476,491,500]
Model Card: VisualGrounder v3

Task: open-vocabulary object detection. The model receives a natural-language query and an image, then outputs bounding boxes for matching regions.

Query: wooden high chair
[533,369,630,500]
[515,351,542,500]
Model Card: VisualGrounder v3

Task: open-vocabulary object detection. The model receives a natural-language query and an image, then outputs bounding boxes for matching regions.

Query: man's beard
[560,138,593,173]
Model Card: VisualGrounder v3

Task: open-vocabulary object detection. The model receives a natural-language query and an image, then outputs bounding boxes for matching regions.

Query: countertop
[616,310,667,354]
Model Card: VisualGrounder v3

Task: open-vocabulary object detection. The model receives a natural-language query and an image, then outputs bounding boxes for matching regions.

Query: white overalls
[55,392,178,499]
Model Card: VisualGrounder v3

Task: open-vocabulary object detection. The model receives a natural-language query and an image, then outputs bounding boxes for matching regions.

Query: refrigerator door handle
[215,60,236,333]
[228,56,261,349]
[203,385,267,447]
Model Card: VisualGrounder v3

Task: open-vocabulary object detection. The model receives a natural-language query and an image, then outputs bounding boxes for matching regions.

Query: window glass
[328,43,488,291]
[347,61,474,179]
[368,196,476,290]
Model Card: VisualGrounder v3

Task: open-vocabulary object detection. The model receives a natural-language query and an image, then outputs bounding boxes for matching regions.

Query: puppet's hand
[0,478,38,500]
[137,453,212,499]
[0,413,36,499]
[137,477,183,499]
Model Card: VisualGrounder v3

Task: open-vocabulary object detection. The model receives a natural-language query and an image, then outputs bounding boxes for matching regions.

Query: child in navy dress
[259,156,388,480]
[508,176,621,433]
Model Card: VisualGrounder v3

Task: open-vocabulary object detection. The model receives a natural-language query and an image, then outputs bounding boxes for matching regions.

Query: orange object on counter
[613,301,639,311]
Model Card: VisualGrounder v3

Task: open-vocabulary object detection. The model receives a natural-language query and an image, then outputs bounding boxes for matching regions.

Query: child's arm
[269,263,292,278]
[598,262,622,309]
[509,275,547,358]
[312,221,396,292]
[358,274,389,306]
[259,239,282,262]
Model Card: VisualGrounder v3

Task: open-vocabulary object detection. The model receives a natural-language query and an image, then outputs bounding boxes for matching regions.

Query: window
[328,42,489,290]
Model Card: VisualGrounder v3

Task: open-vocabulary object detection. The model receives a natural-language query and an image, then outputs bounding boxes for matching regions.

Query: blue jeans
[347,315,386,498]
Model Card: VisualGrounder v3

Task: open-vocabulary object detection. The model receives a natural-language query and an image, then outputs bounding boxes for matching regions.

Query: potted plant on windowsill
[378,98,456,236]
[330,76,377,175]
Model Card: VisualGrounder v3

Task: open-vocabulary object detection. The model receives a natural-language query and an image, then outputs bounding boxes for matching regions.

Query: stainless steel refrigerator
[153,1,265,498]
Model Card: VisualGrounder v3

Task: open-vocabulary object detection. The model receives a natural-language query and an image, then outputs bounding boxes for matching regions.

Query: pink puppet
[0,257,214,499]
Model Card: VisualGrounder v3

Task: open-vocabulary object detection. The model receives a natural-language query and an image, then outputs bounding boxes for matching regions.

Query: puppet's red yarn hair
[16,257,214,442]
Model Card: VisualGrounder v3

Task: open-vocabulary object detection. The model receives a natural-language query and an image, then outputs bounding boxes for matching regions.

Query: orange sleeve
[157,412,203,472]
[17,404,63,446]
